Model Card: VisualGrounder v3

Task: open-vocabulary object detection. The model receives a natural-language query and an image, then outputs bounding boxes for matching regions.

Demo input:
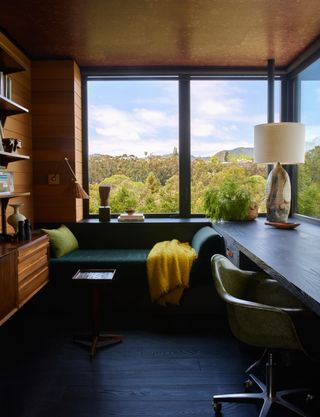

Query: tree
[297,146,320,217]
[145,172,161,194]
[159,175,179,212]
[110,186,138,213]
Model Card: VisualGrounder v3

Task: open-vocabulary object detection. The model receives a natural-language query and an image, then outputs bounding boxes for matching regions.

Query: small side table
[72,269,123,359]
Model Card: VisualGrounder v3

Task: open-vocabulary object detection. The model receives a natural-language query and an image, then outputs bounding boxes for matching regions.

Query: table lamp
[254,122,305,223]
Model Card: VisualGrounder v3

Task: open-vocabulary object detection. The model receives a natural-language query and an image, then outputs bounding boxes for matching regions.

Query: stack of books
[118,212,145,222]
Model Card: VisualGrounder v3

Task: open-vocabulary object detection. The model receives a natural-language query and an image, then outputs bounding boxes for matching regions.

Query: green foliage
[159,175,179,213]
[297,146,320,218]
[146,172,161,194]
[203,178,252,221]
[88,153,266,215]
[111,186,138,213]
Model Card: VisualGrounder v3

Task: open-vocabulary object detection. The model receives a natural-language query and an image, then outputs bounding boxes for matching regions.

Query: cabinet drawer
[18,250,48,283]
[19,266,49,307]
[18,236,49,263]
[224,236,239,267]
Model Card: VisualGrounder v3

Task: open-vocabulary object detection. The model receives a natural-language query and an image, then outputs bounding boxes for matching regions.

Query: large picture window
[85,75,279,217]
[296,58,320,219]
[87,79,179,215]
[190,80,280,214]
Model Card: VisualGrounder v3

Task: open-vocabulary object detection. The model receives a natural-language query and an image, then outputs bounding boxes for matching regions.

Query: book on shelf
[118,212,145,222]
[0,170,14,193]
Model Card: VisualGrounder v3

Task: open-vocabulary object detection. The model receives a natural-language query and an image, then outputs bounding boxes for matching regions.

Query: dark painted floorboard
[0,310,319,417]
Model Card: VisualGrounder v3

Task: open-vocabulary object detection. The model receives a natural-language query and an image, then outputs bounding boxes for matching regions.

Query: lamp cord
[65,157,78,182]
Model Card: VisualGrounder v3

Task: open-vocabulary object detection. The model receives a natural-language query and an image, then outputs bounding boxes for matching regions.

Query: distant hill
[214,147,253,162]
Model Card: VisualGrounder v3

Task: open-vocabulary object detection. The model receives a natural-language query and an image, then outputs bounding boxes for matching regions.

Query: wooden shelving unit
[0,48,26,74]
[0,151,29,168]
[0,46,30,240]
[0,37,45,328]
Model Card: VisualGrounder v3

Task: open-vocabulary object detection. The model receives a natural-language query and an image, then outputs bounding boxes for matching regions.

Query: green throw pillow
[42,224,79,258]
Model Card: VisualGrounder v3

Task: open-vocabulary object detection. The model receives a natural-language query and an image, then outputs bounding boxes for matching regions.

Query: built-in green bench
[43,219,226,318]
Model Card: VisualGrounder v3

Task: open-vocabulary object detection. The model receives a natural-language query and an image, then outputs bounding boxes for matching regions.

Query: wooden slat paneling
[32,60,83,223]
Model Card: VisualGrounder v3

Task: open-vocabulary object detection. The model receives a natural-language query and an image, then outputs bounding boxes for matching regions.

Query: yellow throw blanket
[147,239,197,306]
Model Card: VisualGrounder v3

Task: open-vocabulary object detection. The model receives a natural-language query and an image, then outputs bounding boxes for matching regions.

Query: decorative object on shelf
[203,177,258,222]
[0,170,14,193]
[118,212,145,222]
[0,73,12,99]
[7,202,26,233]
[125,208,135,215]
[5,75,11,100]
[24,218,31,240]
[2,138,22,153]
[98,184,111,222]
[65,157,89,199]
[254,122,305,223]
[17,220,25,240]
[265,221,300,229]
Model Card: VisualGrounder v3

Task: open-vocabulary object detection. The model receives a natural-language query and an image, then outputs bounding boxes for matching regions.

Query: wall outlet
[48,174,60,185]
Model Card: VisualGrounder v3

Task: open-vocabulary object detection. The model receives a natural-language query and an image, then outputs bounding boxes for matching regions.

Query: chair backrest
[211,254,304,351]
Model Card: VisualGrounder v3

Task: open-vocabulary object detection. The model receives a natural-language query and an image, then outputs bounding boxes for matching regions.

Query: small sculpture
[99,184,111,222]
[2,138,22,153]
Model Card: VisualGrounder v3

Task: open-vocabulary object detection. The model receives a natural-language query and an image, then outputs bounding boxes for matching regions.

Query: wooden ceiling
[1,0,320,69]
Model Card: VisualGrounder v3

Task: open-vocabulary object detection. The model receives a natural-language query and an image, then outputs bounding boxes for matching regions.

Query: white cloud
[89,104,178,157]
[89,79,268,157]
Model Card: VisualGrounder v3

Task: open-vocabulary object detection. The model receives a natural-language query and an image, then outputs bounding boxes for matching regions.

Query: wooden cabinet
[0,250,17,325]
[0,234,49,325]
[17,234,49,307]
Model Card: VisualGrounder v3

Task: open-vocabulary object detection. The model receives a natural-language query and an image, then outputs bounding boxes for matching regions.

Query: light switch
[48,174,60,185]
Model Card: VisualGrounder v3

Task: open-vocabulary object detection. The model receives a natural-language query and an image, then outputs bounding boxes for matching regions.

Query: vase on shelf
[7,203,26,233]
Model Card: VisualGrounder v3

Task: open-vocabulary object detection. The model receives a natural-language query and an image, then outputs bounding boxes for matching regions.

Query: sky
[87,77,319,158]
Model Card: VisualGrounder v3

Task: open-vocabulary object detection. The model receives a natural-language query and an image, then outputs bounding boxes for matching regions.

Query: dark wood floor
[0,308,319,417]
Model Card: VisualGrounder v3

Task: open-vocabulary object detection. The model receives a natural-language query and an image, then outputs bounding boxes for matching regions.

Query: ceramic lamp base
[266,162,291,223]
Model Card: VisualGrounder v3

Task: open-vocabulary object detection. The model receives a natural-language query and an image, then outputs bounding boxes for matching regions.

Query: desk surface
[214,217,320,316]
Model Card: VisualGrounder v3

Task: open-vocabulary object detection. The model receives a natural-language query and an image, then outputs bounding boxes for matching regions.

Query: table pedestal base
[74,333,123,359]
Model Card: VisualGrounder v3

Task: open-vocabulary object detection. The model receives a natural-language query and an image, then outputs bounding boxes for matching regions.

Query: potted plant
[203,177,258,221]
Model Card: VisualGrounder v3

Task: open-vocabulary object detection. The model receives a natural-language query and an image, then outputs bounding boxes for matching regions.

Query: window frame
[81,68,284,219]
[287,56,320,223]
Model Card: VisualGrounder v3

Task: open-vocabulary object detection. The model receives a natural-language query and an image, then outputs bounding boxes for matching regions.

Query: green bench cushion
[50,248,150,287]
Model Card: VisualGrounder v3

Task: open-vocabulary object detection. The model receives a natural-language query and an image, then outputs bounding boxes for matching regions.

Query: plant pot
[246,202,259,221]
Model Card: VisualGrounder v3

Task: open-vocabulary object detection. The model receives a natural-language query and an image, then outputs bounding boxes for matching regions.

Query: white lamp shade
[254,122,305,164]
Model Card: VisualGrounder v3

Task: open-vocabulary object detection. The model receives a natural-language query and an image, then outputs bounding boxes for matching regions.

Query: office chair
[211,254,315,417]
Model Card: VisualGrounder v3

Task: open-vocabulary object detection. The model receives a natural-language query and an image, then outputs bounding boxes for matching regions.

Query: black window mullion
[179,75,191,217]
[82,75,90,219]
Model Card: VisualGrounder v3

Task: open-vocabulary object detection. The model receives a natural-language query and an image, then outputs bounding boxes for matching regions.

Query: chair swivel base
[74,333,123,359]
[213,372,312,417]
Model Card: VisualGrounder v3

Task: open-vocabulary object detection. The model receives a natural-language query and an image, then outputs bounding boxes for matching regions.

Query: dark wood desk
[213,217,320,316]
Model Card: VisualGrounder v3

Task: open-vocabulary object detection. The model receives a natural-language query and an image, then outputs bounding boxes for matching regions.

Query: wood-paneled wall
[32,60,83,223]
[0,33,33,232]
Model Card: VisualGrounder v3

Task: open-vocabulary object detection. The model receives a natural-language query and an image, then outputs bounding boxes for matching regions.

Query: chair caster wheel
[244,379,253,392]
[213,401,222,415]
[306,393,315,403]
